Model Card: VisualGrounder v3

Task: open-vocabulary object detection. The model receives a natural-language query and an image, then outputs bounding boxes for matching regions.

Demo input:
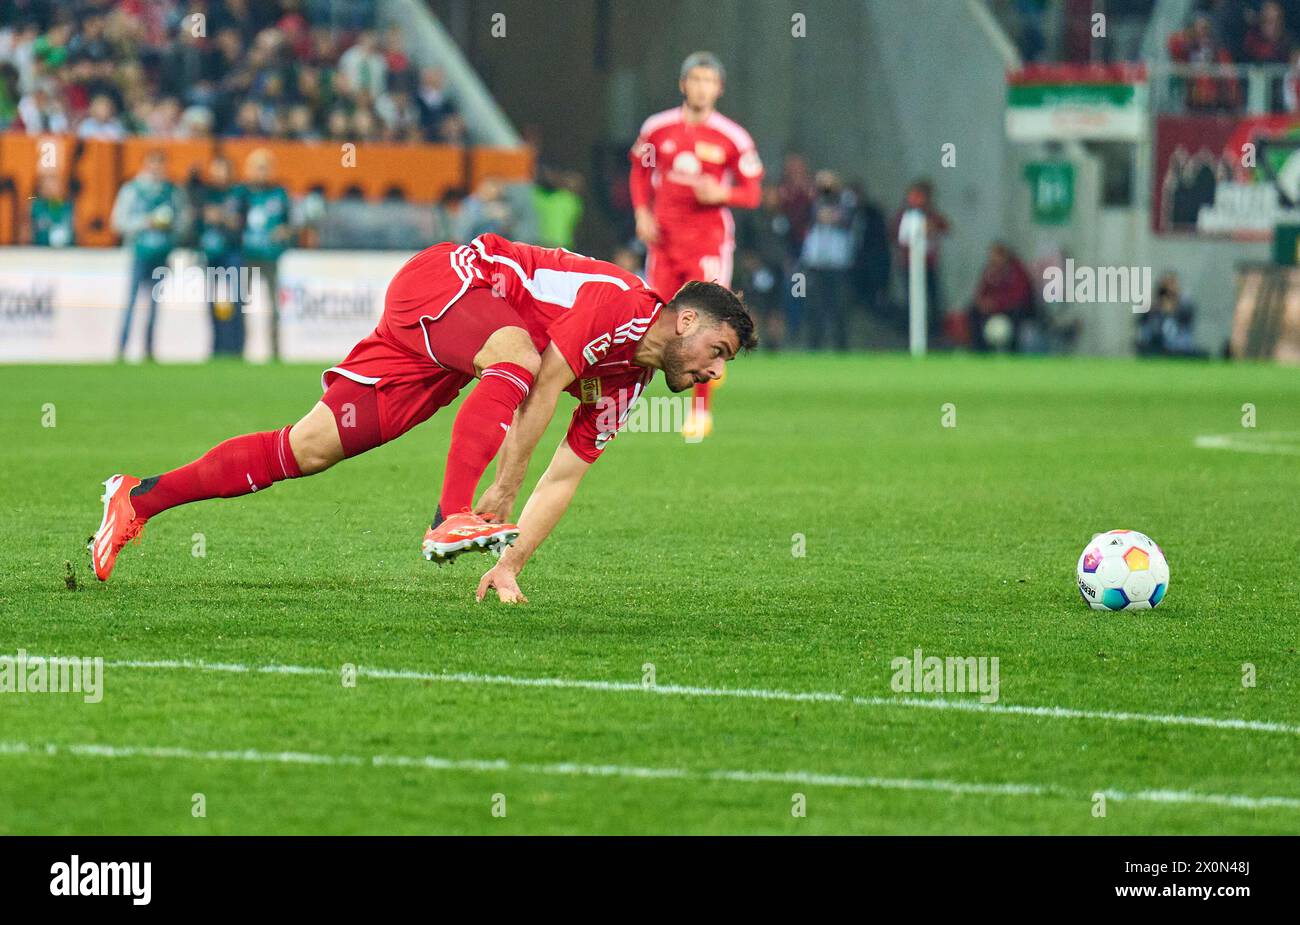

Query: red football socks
[438,362,534,516]
[129,425,302,519]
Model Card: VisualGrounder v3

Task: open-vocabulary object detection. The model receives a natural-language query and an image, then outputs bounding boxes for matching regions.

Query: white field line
[53,656,1300,738]
[1194,433,1300,456]
[3,739,1298,811]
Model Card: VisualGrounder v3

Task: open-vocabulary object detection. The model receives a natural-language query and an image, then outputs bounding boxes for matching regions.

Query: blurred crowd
[0,0,467,143]
[1168,1,1300,111]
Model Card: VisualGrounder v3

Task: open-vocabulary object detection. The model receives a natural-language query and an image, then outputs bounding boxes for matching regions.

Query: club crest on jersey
[695,141,726,165]
[582,333,612,366]
[580,378,602,405]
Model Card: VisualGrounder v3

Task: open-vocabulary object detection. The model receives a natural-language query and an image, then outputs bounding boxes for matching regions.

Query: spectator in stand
[230,99,264,137]
[1245,1,1295,109]
[1137,272,1206,357]
[848,179,891,327]
[180,104,216,138]
[144,95,183,137]
[1244,1,1294,62]
[162,12,220,110]
[351,104,382,142]
[437,111,468,145]
[892,178,951,339]
[381,25,415,94]
[967,242,1034,352]
[65,13,116,111]
[777,153,815,260]
[375,87,422,141]
[0,62,19,129]
[1,22,41,95]
[16,78,69,133]
[800,170,859,352]
[31,21,73,77]
[735,185,791,350]
[285,102,320,140]
[415,67,456,141]
[277,0,313,61]
[78,92,126,139]
[1015,0,1049,62]
[111,149,187,361]
[777,153,815,343]
[325,106,351,141]
[238,148,294,360]
[1204,0,1249,61]
[28,173,75,247]
[1167,13,1240,111]
[337,29,386,100]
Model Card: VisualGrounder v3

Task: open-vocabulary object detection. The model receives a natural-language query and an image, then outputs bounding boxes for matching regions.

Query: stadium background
[4,0,1300,363]
[4,0,1300,837]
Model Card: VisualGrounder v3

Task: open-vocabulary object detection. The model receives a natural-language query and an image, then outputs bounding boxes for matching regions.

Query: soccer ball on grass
[1076,530,1169,611]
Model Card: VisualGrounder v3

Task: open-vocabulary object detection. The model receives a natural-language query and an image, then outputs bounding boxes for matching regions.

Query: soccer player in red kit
[88,233,755,602]
[630,51,763,441]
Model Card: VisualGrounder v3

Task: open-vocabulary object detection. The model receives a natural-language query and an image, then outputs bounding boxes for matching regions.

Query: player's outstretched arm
[476,441,589,604]
[475,343,574,520]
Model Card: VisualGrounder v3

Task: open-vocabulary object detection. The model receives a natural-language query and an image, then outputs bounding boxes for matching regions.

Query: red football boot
[88,475,147,581]
[421,509,520,565]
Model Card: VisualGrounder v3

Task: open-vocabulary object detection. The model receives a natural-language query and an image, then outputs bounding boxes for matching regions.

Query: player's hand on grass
[476,563,528,604]
[692,177,728,205]
[474,483,517,522]
[634,207,658,245]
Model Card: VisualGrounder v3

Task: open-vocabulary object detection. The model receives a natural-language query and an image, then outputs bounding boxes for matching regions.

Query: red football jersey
[461,233,664,464]
[628,106,764,229]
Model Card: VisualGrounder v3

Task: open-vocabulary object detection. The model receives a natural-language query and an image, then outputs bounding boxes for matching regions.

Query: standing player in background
[630,51,763,440]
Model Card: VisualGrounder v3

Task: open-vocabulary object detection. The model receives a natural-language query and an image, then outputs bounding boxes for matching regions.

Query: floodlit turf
[2,353,1298,834]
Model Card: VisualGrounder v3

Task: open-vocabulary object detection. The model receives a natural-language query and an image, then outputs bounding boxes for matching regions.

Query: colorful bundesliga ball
[1076,530,1170,611]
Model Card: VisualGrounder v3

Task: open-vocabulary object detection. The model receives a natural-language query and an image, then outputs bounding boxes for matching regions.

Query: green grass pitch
[2,354,1298,834]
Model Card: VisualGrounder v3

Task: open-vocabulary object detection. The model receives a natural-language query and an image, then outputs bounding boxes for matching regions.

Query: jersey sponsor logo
[738,149,763,179]
[582,332,613,365]
[695,141,727,165]
[670,151,702,176]
[579,377,602,405]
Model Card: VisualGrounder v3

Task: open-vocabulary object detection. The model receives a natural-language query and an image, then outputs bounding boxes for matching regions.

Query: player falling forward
[630,51,763,441]
[88,233,755,602]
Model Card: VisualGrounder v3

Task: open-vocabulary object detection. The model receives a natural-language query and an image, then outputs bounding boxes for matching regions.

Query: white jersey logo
[582,333,613,366]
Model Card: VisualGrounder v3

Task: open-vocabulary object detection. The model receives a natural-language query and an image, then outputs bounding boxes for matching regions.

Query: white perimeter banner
[0,247,413,363]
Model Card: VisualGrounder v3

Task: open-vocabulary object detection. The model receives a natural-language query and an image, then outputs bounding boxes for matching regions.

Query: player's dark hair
[669,280,757,351]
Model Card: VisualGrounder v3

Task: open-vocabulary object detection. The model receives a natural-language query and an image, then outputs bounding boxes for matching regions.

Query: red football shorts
[320,245,528,457]
[646,215,735,297]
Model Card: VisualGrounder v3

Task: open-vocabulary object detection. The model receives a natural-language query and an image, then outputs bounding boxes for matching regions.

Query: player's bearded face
[662,323,730,393]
